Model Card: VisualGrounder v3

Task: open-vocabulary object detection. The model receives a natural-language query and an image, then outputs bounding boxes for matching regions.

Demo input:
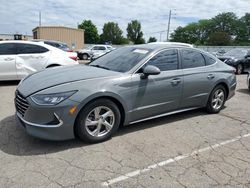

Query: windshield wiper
[90,64,110,70]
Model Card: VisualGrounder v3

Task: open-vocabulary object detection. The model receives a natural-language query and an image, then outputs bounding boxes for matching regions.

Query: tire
[46,64,60,68]
[236,63,243,75]
[206,85,227,114]
[75,99,121,143]
[82,54,89,60]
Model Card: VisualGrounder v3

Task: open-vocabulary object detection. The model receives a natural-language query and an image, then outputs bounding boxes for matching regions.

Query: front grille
[15,91,29,117]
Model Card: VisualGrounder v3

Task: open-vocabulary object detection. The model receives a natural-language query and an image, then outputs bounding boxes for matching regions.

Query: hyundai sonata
[15,43,236,142]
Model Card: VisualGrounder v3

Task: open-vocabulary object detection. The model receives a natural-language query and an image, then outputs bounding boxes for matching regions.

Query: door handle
[171,78,181,86]
[207,74,215,80]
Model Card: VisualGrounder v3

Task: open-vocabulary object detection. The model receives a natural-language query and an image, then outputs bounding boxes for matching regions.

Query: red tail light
[69,56,78,61]
[67,50,74,52]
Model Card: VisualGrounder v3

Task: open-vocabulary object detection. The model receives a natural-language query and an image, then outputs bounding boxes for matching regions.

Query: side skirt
[129,107,201,125]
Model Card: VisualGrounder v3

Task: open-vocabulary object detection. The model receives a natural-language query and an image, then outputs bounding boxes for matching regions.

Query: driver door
[129,49,183,122]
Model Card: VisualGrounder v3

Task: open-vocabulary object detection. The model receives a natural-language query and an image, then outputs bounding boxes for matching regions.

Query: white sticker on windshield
[133,49,149,54]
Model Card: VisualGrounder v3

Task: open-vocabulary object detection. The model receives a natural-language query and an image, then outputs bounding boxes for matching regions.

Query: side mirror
[141,65,160,79]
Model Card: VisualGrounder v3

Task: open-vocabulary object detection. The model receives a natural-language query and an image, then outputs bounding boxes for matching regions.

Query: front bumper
[15,97,80,141]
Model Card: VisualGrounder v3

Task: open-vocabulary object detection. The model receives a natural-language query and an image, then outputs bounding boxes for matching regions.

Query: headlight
[31,91,77,105]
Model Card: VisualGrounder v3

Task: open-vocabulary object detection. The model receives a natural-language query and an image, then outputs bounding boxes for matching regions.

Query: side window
[181,50,206,69]
[0,43,16,55]
[92,46,99,50]
[203,54,216,65]
[99,46,106,50]
[16,44,48,54]
[146,49,178,71]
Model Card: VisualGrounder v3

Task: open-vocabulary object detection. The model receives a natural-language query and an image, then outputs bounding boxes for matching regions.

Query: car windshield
[89,47,151,73]
[224,49,248,56]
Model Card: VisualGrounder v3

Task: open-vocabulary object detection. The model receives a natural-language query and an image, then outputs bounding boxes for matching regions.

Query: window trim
[133,48,180,74]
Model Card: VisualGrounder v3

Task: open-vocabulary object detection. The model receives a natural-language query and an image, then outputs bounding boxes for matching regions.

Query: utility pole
[166,10,172,41]
[39,11,41,26]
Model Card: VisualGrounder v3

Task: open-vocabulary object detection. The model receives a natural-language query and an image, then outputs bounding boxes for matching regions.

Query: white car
[32,39,78,61]
[0,41,78,81]
[78,45,115,60]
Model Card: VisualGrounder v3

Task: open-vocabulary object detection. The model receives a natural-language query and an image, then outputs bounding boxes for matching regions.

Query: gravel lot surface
[0,75,249,188]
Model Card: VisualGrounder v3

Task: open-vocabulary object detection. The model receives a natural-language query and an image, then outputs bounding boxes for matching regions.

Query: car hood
[17,65,121,97]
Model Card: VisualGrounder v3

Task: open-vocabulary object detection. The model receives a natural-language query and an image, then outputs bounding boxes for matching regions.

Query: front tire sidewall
[206,85,226,114]
[75,99,121,143]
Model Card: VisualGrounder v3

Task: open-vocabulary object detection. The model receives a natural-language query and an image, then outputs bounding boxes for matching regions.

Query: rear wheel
[75,99,121,143]
[236,63,243,75]
[206,85,226,114]
[82,54,89,60]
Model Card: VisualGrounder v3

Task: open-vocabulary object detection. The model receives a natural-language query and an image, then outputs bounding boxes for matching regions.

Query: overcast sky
[0,0,249,41]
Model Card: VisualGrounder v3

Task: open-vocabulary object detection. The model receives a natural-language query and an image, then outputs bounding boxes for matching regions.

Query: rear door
[0,43,17,80]
[180,49,215,108]
[15,43,50,79]
[129,49,183,122]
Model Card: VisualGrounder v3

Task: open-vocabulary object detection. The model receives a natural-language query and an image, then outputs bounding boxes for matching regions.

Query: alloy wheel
[211,89,225,110]
[85,106,115,137]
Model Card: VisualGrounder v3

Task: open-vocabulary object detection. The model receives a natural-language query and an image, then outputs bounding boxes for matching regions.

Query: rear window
[0,43,16,55]
[204,54,216,65]
[16,43,49,54]
[181,50,206,69]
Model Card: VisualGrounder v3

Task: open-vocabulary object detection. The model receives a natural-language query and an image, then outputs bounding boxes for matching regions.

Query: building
[32,26,84,50]
[0,34,33,41]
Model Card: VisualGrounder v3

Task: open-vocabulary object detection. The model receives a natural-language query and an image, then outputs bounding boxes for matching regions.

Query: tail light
[67,50,74,52]
[69,56,78,61]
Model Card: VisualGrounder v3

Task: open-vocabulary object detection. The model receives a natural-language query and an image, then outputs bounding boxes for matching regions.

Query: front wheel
[75,99,121,143]
[206,85,226,114]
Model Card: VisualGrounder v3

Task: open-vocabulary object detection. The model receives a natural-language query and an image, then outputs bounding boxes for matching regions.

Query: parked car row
[217,48,250,74]
[77,44,115,60]
[0,41,78,81]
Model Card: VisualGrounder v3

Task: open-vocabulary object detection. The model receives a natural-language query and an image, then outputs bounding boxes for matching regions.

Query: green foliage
[127,20,145,44]
[171,12,250,46]
[208,31,231,45]
[78,20,99,44]
[100,22,126,45]
[148,37,157,43]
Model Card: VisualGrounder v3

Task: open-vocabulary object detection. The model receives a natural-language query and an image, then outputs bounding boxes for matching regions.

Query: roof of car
[31,39,67,45]
[126,42,194,51]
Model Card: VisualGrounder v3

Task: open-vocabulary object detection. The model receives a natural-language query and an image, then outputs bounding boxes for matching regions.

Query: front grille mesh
[15,91,29,117]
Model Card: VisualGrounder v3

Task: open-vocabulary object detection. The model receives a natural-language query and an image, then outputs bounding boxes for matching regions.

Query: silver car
[15,43,236,142]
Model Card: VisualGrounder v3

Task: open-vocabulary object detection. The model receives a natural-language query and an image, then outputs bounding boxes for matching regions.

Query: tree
[100,22,125,44]
[235,13,250,44]
[211,12,238,35]
[208,31,231,46]
[127,20,145,44]
[78,20,99,44]
[147,37,157,43]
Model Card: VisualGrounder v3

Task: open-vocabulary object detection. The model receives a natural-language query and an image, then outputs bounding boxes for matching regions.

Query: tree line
[170,12,250,46]
[78,20,157,45]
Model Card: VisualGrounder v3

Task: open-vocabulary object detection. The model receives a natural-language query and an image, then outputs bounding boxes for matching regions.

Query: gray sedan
[15,43,236,142]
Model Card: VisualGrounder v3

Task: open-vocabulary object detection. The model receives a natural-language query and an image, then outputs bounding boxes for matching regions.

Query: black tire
[236,63,243,75]
[46,64,60,68]
[206,85,227,114]
[82,54,89,60]
[75,99,121,143]
[78,53,83,60]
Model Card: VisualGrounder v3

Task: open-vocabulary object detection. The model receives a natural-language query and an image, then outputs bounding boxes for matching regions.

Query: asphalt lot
[0,75,250,188]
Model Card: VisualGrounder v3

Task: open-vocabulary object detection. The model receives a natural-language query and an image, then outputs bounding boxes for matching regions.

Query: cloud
[0,0,249,41]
